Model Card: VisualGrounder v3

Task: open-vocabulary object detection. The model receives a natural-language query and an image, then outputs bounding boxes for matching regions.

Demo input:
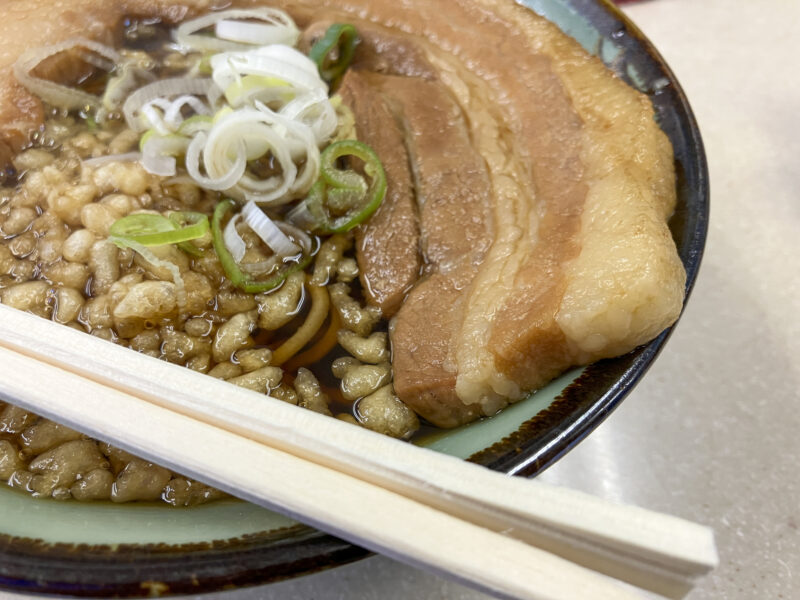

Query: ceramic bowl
[0,0,709,596]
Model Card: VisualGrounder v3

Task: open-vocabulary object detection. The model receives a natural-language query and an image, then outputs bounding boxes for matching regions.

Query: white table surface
[6,0,800,599]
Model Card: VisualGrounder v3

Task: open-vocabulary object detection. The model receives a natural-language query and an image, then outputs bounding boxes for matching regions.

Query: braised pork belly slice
[338,71,421,317]
[371,75,493,427]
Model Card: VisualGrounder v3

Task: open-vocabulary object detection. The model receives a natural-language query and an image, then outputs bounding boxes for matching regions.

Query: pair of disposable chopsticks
[0,303,717,600]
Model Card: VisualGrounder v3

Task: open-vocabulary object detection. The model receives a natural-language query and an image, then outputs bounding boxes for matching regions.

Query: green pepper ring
[308,139,387,235]
[309,23,359,85]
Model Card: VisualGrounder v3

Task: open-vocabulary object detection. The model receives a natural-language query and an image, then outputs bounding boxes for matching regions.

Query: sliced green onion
[169,211,209,232]
[211,199,311,294]
[82,152,141,168]
[140,132,190,177]
[164,95,212,130]
[102,54,156,115]
[110,236,187,312]
[13,37,120,111]
[210,45,325,107]
[123,77,215,132]
[109,214,175,240]
[175,8,300,53]
[169,211,209,256]
[289,140,386,234]
[176,241,204,257]
[242,200,300,256]
[109,212,209,247]
[177,114,213,136]
[309,24,359,85]
[223,213,247,262]
[223,74,294,108]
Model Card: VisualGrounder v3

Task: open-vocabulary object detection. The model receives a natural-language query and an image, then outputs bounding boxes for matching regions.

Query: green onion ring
[109,212,210,247]
[169,211,209,256]
[211,199,312,294]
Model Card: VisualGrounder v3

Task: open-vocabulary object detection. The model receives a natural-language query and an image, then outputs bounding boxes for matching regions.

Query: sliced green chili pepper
[211,200,312,294]
[167,211,210,241]
[292,140,386,235]
[169,211,209,256]
[175,241,203,257]
[109,212,210,249]
[309,24,359,86]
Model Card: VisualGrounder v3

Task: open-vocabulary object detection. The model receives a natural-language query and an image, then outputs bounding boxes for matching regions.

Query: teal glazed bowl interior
[0,0,709,596]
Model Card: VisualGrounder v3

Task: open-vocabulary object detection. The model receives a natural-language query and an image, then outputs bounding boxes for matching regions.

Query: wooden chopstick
[0,344,646,600]
[0,304,717,598]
